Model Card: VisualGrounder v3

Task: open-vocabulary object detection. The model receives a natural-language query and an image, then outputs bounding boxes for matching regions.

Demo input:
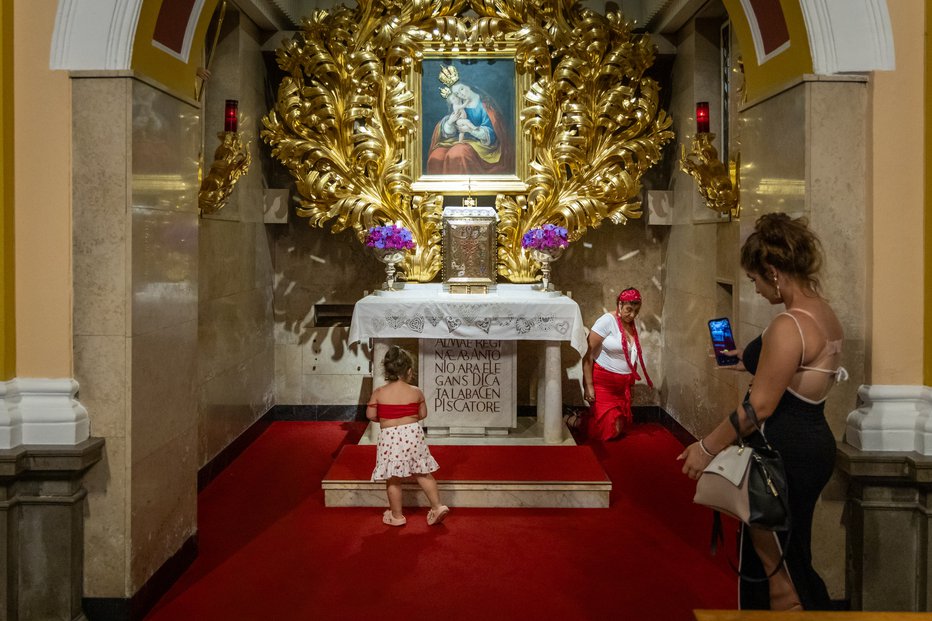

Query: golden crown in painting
[438,65,460,87]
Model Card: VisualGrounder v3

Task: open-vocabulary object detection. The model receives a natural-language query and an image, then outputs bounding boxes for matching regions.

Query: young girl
[368,346,449,527]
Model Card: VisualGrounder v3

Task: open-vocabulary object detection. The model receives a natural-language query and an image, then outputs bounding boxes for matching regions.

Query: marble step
[322,444,611,508]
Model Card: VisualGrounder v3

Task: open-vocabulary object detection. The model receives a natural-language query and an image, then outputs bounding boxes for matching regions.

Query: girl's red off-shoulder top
[373,402,422,419]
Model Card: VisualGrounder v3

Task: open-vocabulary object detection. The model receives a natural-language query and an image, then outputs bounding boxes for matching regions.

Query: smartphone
[708,317,739,366]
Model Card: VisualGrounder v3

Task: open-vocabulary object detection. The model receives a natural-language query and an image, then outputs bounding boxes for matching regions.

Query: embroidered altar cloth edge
[348,284,587,357]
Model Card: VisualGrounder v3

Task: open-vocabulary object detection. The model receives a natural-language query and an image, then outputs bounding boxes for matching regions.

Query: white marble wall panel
[73,335,127,438]
[72,78,130,339]
[199,220,260,301]
[198,287,273,384]
[199,346,274,465]
[194,10,276,471]
[736,85,807,223]
[275,344,303,405]
[303,374,371,406]
[302,327,371,375]
[82,435,127,596]
[130,320,198,462]
[73,77,132,598]
[130,208,198,336]
[272,226,383,347]
[806,79,868,357]
[75,75,205,597]
[129,426,197,590]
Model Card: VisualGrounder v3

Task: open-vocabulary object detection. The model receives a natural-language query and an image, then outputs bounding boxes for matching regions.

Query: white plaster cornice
[846,384,932,454]
[0,378,90,448]
[799,0,894,75]
[50,0,143,71]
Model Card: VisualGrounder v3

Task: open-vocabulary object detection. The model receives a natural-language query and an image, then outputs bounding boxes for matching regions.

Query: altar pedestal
[348,283,587,444]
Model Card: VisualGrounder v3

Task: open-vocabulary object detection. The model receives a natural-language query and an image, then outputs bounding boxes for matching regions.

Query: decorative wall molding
[48,0,896,76]
[0,381,23,449]
[0,378,90,448]
[799,0,894,75]
[50,0,142,70]
[845,384,932,454]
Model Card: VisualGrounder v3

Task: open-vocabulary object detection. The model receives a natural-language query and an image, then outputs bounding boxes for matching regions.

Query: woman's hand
[583,387,595,403]
[677,442,714,480]
[711,348,747,372]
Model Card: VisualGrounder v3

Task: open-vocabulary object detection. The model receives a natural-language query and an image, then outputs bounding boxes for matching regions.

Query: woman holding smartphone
[678,213,847,611]
[579,287,653,441]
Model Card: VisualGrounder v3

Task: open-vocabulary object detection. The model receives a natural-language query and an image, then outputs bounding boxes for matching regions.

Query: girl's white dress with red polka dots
[371,423,440,481]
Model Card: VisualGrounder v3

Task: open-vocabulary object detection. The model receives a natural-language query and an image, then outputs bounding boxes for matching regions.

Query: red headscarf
[615,288,652,388]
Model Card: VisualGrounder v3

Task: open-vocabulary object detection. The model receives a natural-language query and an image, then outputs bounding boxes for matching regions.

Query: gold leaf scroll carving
[262,1,673,282]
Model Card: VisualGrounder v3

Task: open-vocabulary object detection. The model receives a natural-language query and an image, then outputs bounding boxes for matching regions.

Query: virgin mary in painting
[424,70,514,176]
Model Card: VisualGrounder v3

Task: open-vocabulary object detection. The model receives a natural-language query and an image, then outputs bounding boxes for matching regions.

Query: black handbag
[694,400,790,532]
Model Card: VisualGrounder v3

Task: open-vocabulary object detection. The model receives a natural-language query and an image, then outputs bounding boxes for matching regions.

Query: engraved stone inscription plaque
[442,206,497,293]
[419,338,516,435]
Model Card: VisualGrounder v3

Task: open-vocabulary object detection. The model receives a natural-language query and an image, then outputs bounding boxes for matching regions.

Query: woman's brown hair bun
[740,213,824,292]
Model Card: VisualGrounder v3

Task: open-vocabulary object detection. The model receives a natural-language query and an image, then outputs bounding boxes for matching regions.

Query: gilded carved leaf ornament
[261,0,673,282]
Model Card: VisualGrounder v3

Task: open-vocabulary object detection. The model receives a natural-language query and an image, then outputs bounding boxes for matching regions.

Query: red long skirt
[586,363,635,441]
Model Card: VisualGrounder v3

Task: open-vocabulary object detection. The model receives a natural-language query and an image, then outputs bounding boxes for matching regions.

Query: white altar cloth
[347,283,587,357]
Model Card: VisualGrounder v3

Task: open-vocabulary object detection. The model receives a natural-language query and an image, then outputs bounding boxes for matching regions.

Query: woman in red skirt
[580,288,653,441]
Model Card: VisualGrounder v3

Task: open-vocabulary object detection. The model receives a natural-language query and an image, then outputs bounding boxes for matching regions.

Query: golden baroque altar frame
[261,0,674,283]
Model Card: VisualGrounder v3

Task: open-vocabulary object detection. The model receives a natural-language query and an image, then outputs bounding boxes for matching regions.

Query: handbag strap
[710,512,793,582]
[729,401,774,450]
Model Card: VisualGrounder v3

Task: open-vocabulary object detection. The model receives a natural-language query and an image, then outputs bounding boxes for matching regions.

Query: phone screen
[708,317,739,366]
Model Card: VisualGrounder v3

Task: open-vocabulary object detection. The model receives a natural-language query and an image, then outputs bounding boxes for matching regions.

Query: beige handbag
[693,443,753,523]
[692,403,789,532]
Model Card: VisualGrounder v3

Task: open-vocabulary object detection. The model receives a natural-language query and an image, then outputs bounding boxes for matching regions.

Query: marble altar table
[348,283,587,444]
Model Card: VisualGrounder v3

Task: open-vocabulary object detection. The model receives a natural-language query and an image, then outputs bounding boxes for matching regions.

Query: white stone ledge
[0,379,90,448]
[845,384,932,454]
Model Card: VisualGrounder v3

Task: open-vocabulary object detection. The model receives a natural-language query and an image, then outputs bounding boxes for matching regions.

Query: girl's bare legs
[414,473,443,511]
[386,477,404,518]
[748,527,802,610]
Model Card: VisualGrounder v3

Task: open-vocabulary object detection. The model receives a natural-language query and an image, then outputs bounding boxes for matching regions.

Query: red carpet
[324,444,610,482]
[144,422,736,621]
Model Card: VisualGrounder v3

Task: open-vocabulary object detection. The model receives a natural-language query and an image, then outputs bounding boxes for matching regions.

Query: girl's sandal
[427,505,450,526]
[382,510,406,526]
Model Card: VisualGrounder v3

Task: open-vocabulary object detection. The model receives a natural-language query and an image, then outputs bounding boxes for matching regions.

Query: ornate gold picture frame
[409,49,530,194]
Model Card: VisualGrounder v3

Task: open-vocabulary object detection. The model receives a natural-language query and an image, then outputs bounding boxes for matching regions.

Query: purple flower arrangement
[365,224,415,250]
[521,224,569,252]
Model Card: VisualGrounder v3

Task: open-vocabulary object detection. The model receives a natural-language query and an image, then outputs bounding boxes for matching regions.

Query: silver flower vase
[530,248,564,291]
[374,248,406,290]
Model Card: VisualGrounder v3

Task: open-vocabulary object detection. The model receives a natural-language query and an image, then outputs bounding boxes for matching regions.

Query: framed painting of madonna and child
[410,51,530,194]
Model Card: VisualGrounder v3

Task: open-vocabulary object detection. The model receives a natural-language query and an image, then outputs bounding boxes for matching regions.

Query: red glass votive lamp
[696,101,710,134]
[224,99,238,132]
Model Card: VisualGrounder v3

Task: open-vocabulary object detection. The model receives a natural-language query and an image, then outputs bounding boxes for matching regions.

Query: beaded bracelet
[698,438,717,457]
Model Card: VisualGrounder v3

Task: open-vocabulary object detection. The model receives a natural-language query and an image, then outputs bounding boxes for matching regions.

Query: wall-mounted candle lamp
[199,99,251,215]
[679,101,740,219]
[695,101,710,133]
[224,99,238,132]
